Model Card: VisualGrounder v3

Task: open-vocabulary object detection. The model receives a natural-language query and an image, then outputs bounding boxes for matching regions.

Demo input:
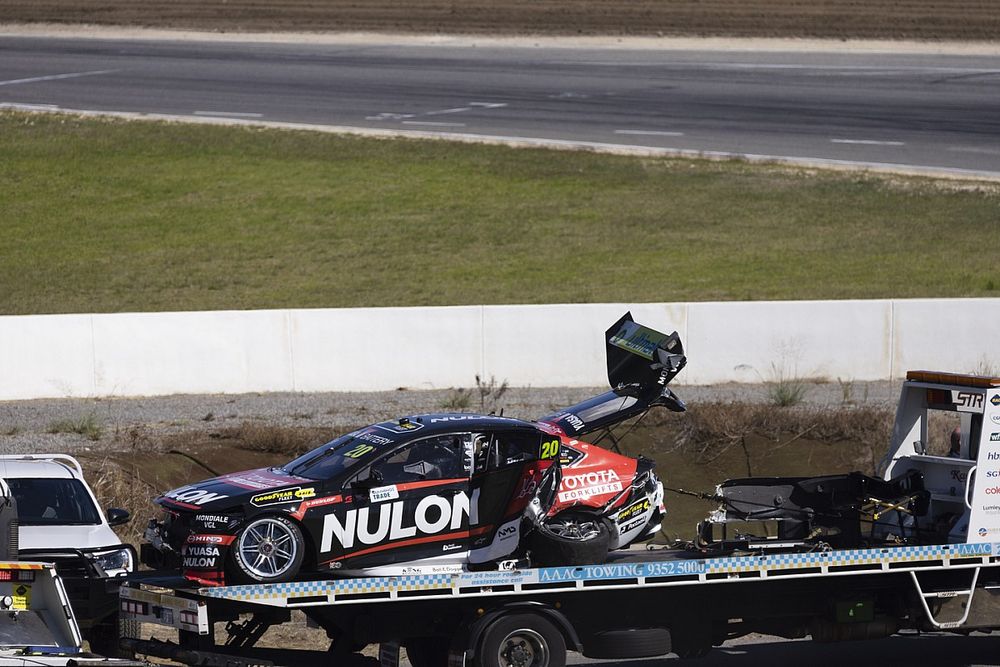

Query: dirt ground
[2,0,998,40]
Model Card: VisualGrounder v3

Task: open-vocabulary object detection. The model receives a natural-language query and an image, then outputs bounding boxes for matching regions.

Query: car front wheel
[528,512,610,566]
[229,515,305,584]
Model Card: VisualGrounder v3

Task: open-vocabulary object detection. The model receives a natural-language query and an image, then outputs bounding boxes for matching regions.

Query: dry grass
[214,421,338,457]
[3,0,997,39]
[81,457,160,546]
[647,401,894,475]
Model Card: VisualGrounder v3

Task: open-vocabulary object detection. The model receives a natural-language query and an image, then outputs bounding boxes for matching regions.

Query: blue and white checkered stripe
[704,542,991,574]
[200,573,453,601]
[200,542,996,602]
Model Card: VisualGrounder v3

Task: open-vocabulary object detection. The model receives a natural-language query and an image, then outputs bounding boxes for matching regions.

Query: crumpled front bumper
[140,519,181,570]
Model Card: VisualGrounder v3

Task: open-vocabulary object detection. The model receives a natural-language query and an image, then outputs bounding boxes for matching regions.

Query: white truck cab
[0,455,134,655]
[881,370,1000,544]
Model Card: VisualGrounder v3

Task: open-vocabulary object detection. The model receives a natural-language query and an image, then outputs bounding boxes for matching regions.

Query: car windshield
[282,434,384,480]
[6,478,101,526]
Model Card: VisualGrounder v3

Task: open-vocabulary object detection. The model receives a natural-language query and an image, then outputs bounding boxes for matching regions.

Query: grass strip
[2,111,998,315]
[4,0,999,40]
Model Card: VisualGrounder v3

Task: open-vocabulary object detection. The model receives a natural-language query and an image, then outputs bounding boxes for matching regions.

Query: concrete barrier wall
[0,299,997,400]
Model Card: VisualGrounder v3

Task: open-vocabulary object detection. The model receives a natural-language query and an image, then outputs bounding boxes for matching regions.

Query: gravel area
[0,380,900,455]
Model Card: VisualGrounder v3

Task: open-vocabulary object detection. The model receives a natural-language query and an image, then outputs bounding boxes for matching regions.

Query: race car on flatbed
[142,313,687,585]
[124,368,1000,667]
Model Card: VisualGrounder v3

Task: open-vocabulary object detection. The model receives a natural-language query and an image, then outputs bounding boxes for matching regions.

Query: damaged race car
[142,313,687,585]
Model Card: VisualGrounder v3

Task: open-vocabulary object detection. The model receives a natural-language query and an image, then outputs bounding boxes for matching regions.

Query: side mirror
[350,469,383,493]
[106,508,131,527]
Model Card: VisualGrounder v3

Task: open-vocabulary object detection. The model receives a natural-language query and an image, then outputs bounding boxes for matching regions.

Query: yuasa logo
[561,413,585,431]
[320,490,480,552]
[183,546,220,557]
[164,486,229,506]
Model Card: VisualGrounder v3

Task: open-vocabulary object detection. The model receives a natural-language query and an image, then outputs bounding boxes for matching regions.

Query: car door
[469,429,553,563]
[320,433,474,571]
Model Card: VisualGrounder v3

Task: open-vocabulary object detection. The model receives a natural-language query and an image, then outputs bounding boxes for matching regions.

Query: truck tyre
[229,515,305,584]
[583,628,671,659]
[404,637,450,667]
[479,614,566,667]
[529,512,610,566]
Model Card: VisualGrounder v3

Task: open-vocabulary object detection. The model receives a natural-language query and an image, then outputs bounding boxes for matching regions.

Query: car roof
[0,457,79,480]
[365,413,537,441]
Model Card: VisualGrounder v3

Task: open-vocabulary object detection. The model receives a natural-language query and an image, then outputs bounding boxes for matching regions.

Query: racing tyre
[528,512,610,566]
[229,515,305,584]
[479,613,566,667]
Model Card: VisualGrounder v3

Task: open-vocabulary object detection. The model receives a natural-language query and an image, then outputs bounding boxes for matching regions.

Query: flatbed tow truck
[121,370,1000,666]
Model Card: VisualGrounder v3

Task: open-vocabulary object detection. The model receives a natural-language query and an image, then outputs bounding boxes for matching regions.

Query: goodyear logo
[251,487,315,507]
[616,499,651,524]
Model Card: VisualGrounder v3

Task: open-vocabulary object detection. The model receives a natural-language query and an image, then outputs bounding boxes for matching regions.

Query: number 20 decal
[344,444,375,459]
[540,439,560,460]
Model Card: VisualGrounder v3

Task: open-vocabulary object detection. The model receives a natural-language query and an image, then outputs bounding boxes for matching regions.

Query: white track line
[615,130,685,137]
[402,120,466,127]
[0,69,117,87]
[5,106,997,182]
[0,102,60,110]
[193,111,263,118]
[831,139,905,146]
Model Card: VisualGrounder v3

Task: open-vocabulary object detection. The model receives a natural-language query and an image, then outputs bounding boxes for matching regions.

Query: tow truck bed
[122,541,1000,666]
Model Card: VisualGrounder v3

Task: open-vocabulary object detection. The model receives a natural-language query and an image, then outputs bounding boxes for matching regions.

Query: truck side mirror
[107,508,131,527]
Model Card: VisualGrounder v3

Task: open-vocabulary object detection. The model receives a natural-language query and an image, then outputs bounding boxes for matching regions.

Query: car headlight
[93,547,135,576]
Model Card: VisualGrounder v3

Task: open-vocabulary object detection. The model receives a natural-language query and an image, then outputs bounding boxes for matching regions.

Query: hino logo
[320,490,480,552]
[164,486,229,506]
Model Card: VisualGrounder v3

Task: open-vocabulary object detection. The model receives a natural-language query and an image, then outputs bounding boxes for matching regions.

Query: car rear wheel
[528,512,610,566]
[229,515,305,584]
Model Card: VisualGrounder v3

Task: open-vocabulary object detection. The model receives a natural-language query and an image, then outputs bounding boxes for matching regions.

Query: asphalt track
[2,34,1000,178]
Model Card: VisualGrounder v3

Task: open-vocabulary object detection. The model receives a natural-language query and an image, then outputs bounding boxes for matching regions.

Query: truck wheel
[529,512,610,566]
[229,515,305,584]
[479,614,566,667]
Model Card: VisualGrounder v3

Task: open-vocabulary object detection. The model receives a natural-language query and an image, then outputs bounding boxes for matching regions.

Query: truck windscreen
[5,478,101,525]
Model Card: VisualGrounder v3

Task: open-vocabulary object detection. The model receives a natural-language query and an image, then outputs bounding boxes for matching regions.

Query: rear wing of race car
[538,312,686,438]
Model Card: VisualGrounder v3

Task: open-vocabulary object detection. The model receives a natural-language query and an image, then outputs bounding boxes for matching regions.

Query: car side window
[485,431,538,470]
[473,433,493,474]
[365,434,469,485]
